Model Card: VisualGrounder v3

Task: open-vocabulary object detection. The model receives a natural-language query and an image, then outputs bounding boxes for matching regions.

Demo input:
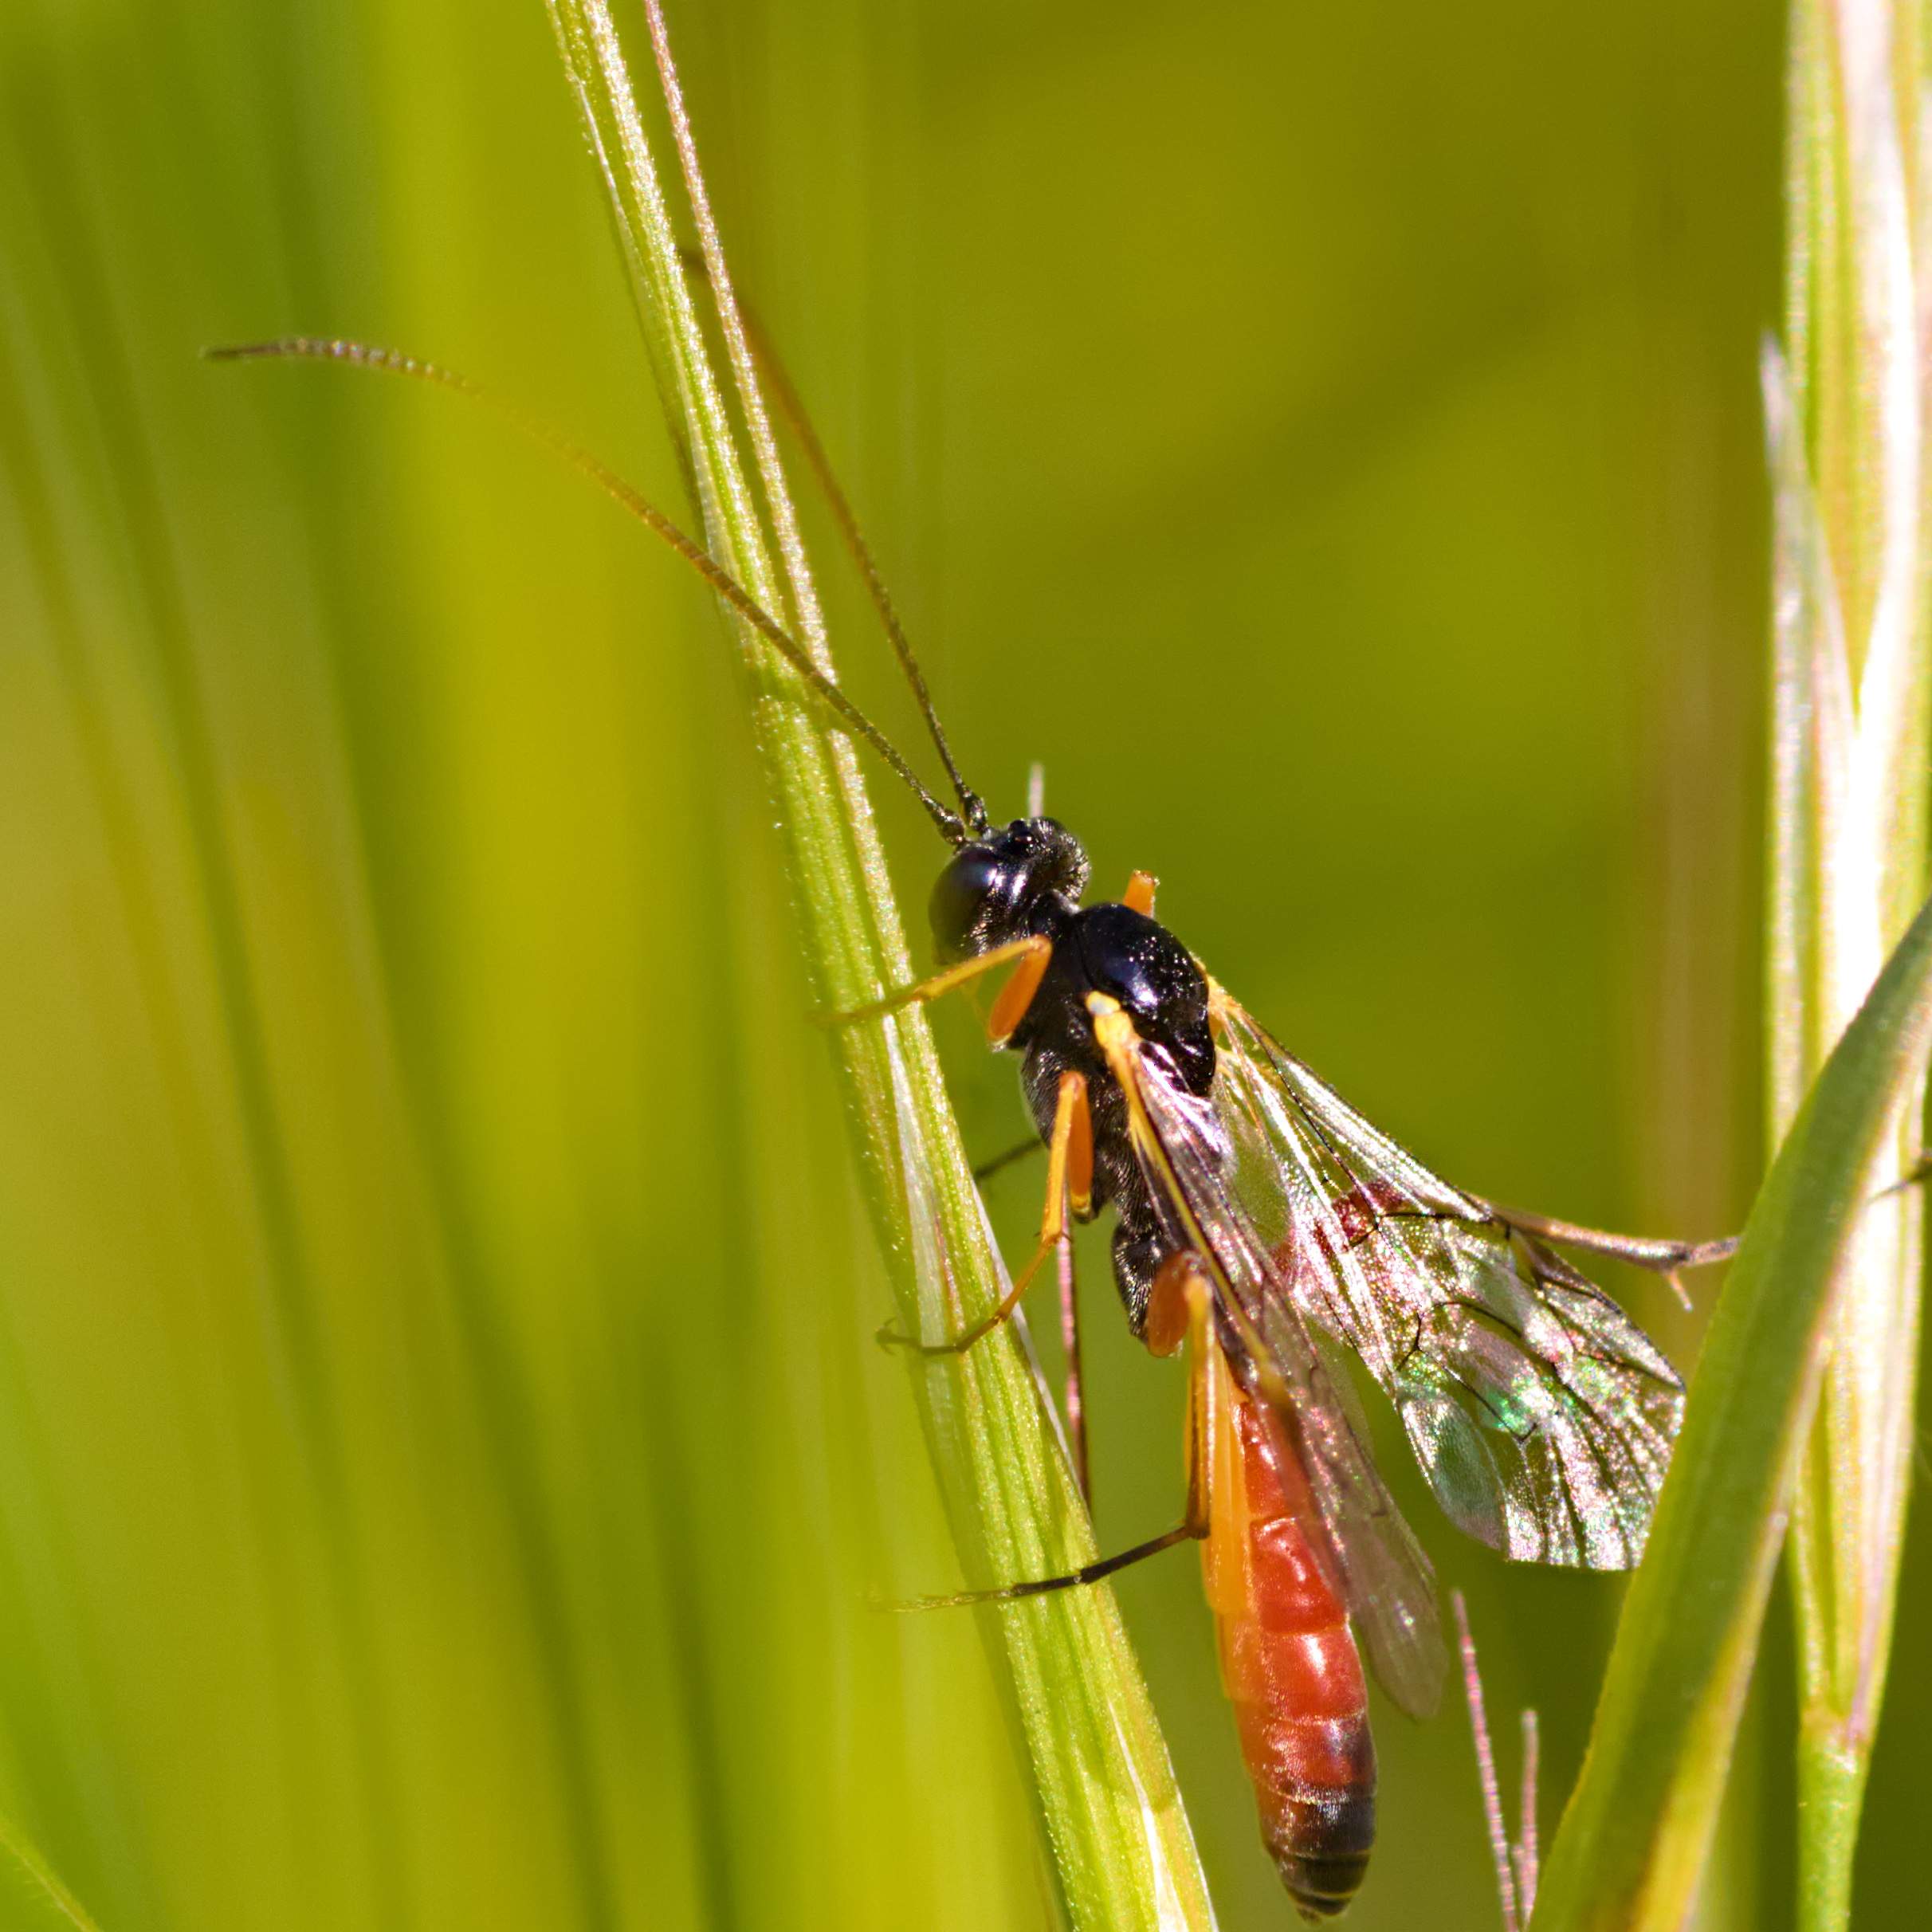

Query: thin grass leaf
[0,1809,104,1932]
[1529,888,1932,1932]
[539,5,1214,1924]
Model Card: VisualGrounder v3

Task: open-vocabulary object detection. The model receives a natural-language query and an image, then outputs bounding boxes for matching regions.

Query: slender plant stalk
[1529,22,1932,1903]
[1774,2,1930,1922]
[539,5,1214,1925]
[1530,889,1932,1930]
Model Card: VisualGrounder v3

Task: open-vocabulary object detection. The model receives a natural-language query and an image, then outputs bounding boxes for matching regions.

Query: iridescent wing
[1094,1008,1447,1720]
[1206,989,1684,1573]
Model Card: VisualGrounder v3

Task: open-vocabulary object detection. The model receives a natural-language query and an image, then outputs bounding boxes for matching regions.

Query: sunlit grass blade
[1528,888,1932,1931]
[1773,2,1929,1920]
[0,1808,104,1932]
[539,3,1214,1923]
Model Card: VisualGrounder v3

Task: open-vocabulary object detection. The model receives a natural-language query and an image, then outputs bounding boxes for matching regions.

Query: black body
[930,818,1215,1332]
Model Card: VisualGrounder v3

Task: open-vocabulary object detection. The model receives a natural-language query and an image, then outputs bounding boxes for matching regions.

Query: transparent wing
[1110,1029,1447,1720]
[1208,992,1684,1573]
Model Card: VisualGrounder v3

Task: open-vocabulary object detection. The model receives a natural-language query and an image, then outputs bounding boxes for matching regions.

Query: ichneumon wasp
[211,305,1736,1921]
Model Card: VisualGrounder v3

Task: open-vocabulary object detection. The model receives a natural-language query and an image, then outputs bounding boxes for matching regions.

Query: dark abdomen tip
[1276,1852,1372,1921]
[1264,1787,1375,1920]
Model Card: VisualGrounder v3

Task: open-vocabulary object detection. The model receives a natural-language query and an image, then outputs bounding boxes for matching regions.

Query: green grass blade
[0,1808,104,1932]
[539,6,1215,1925]
[1530,888,1932,1932]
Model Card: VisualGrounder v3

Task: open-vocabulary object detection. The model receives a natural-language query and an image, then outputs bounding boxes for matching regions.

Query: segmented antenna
[205,336,972,846]
[678,249,989,839]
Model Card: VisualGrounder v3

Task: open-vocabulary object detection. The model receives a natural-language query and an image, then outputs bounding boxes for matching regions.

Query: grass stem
[539,5,1214,1924]
[1774,2,1930,1920]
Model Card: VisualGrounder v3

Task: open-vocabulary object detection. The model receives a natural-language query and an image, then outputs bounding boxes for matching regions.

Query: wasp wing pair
[1098,981,1685,1719]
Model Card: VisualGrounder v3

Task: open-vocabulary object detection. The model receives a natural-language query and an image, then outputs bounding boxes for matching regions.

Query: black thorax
[927,815,1217,1335]
[1007,900,1215,1334]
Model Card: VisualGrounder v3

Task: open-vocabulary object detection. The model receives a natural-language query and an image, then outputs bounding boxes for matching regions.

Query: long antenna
[678,249,989,838]
[205,336,972,845]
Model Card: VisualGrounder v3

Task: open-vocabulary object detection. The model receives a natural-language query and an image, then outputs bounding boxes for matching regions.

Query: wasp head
[929,817,1090,964]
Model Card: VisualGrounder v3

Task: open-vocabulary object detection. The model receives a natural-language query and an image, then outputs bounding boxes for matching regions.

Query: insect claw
[873,1318,984,1357]
[809,997,871,1028]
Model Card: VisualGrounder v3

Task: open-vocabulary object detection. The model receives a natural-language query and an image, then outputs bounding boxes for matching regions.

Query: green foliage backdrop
[2,0,1922,1926]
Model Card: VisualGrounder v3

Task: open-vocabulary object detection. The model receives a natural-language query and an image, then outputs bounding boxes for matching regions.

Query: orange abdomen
[1205,1388,1375,1919]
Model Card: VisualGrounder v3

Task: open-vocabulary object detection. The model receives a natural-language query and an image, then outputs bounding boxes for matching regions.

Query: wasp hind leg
[890,1259,1218,1612]
[1491,1205,1740,1310]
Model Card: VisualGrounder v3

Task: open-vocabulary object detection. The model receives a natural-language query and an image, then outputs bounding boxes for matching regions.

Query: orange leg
[987,939,1053,1043]
[962,1117,1090,1502]
[1122,870,1158,917]
[819,933,1051,1045]
[886,1070,1091,1357]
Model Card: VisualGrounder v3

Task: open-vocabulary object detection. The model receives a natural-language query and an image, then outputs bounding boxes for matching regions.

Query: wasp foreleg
[819,934,1051,1045]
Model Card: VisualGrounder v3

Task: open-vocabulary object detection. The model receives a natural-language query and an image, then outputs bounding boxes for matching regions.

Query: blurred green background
[2,0,1923,1926]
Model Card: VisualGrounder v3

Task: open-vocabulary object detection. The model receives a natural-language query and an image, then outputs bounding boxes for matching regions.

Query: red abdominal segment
[1204,1363,1376,1920]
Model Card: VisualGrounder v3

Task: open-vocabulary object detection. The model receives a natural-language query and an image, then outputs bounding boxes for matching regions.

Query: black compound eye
[929,844,1006,963]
